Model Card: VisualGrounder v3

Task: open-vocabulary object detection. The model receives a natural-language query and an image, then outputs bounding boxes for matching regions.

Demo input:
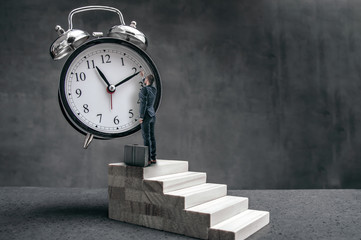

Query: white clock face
[59,39,160,138]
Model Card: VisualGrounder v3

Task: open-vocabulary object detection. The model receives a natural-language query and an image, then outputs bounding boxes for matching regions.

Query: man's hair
[147,74,155,85]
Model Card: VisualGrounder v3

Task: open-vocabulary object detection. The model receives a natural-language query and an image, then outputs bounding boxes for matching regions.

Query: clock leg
[83,133,94,149]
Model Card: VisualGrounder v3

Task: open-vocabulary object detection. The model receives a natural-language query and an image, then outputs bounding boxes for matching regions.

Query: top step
[109,160,188,179]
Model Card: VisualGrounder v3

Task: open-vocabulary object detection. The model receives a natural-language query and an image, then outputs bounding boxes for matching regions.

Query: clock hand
[96,66,116,110]
[114,71,141,87]
[106,88,115,110]
[110,93,113,110]
[95,66,111,87]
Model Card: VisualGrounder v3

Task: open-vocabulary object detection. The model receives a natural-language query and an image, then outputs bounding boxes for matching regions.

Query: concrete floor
[0,187,360,240]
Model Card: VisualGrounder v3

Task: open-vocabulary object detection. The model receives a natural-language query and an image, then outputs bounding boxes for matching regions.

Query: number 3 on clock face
[58,38,161,139]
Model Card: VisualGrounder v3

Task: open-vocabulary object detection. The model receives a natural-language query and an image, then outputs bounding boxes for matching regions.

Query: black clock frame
[58,38,162,139]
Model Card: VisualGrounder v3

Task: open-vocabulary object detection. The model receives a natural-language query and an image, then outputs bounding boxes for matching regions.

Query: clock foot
[83,133,94,149]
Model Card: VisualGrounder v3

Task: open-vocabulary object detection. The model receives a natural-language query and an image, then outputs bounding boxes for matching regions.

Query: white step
[209,209,270,240]
[186,196,249,226]
[109,160,189,179]
[166,183,227,209]
[144,171,207,193]
[143,160,188,178]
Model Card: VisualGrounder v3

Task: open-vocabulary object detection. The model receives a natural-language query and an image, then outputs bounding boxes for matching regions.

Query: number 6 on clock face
[58,38,161,139]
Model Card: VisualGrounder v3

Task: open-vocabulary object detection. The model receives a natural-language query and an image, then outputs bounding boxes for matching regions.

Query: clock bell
[49,5,148,61]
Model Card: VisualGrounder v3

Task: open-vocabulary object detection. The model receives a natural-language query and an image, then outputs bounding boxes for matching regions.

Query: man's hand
[140,71,144,77]
[139,118,143,123]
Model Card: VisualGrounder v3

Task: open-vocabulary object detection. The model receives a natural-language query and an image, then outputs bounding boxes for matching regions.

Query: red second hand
[107,88,115,110]
[110,93,113,110]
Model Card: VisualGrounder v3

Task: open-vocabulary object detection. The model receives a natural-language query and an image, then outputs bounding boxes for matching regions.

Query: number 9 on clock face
[58,38,161,139]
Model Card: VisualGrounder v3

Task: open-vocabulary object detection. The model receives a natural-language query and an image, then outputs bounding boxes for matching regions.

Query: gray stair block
[109,198,207,224]
[109,185,207,211]
[121,184,226,210]
[166,183,227,209]
[208,209,270,240]
[186,196,249,227]
[109,198,163,227]
[111,208,164,231]
[161,217,209,239]
[144,171,207,193]
[109,198,210,239]
[108,175,143,189]
[123,188,183,208]
[108,186,125,200]
[109,202,209,239]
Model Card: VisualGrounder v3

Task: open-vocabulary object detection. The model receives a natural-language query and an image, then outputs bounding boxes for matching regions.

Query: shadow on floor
[29,203,109,219]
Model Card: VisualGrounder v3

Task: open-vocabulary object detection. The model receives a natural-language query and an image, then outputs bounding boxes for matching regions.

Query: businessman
[139,71,157,165]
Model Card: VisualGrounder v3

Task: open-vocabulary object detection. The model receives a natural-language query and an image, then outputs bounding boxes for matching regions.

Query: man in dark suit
[139,71,157,164]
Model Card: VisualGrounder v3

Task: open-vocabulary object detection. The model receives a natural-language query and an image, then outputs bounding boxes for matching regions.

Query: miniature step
[208,209,270,240]
[143,160,189,178]
[109,159,188,179]
[144,171,207,193]
[186,196,249,226]
[166,183,227,209]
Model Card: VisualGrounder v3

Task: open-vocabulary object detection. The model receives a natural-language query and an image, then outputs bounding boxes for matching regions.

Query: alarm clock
[49,6,161,148]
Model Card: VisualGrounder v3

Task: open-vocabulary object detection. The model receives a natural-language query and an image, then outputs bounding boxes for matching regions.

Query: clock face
[59,38,161,139]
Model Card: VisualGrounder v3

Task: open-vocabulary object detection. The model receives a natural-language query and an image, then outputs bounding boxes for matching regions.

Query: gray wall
[1,0,361,189]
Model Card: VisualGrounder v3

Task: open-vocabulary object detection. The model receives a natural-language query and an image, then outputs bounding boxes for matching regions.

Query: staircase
[108,160,269,240]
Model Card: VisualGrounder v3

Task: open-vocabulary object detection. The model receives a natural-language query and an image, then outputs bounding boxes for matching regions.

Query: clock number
[101,54,111,64]
[97,114,102,123]
[86,60,95,69]
[75,89,82,98]
[121,57,125,66]
[114,116,120,125]
[132,67,137,73]
[75,72,86,82]
[83,104,89,113]
[129,109,134,118]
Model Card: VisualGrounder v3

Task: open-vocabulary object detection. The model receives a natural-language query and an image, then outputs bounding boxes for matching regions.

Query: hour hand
[95,66,111,87]
[115,71,140,87]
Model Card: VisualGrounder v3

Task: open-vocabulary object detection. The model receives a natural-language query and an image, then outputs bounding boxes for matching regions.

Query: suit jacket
[139,85,157,119]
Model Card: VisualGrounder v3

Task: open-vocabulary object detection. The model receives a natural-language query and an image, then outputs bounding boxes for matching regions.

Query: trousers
[141,113,156,160]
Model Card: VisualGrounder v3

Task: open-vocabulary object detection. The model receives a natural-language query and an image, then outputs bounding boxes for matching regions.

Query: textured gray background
[1,0,361,189]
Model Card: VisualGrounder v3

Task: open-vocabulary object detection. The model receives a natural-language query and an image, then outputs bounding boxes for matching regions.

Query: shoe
[151,159,157,164]
[148,160,152,166]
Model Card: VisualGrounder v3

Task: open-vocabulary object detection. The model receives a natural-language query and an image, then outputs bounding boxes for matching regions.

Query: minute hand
[114,71,140,87]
